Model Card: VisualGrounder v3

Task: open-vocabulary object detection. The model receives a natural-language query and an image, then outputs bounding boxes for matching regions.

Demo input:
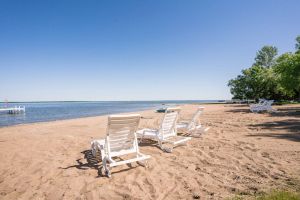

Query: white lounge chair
[166,106,182,113]
[250,99,266,108]
[250,100,275,113]
[91,114,150,177]
[137,109,191,153]
[176,107,209,136]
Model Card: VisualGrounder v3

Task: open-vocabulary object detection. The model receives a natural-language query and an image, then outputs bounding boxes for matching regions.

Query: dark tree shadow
[226,105,300,116]
[247,132,300,142]
[226,108,251,113]
[225,105,252,113]
[248,119,300,142]
[269,107,300,118]
[224,104,251,108]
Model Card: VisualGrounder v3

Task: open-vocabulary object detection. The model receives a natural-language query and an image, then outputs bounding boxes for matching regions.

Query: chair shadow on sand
[61,150,142,177]
[225,104,252,113]
[138,138,164,149]
[61,150,103,177]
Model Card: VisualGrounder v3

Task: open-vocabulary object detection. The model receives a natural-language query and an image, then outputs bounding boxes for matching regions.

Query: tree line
[228,35,300,101]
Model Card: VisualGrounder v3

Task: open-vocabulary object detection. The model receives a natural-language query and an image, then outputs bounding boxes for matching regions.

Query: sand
[0,104,299,199]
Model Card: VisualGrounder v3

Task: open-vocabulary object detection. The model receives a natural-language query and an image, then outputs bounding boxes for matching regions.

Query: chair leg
[102,158,111,178]
[162,143,173,153]
[91,141,97,157]
[191,126,209,136]
[138,137,143,144]
[91,142,104,162]
[163,146,173,153]
[137,160,149,168]
[128,163,133,167]
[94,149,102,161]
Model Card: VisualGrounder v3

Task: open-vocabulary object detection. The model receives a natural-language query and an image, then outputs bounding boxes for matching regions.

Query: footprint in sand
[261,152,269,158]
[259,152,274,161]
[208,152,216,159]
[243,145,259,152]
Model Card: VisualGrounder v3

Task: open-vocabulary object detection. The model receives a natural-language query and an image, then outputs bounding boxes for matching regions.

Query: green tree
[228,65,281,100]
[254,46,278,68]
[228,74,248,99]
[274,53,300,100]
[295,35,300,54]
[228,37,300,101]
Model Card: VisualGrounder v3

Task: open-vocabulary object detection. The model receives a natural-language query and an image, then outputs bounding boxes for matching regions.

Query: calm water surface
[0,100,220,127]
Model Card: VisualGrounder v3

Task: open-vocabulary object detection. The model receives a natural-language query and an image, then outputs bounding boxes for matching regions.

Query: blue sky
[0,0,299,101]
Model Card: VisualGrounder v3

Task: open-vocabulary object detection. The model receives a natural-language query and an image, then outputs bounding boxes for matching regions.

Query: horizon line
[1,99,226,103]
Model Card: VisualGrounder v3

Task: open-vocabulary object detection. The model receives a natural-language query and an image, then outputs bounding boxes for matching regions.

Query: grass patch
[274,101,300,105]
[229,190,300,200]
[256,190,300,200]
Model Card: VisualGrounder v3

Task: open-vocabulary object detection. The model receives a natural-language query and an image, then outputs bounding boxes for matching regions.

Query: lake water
[0,100,220,127]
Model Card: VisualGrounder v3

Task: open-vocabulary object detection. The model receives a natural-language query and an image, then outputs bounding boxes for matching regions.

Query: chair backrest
[187,107,204,129]
[258,99,266,105]
[266,100,274,107]
[159,111,178,139]
[166,107,181,113]
[106,114,141,157]
[260,100,273,107]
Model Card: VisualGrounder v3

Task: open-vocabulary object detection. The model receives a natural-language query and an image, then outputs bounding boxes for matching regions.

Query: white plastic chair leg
[102,158,111,178]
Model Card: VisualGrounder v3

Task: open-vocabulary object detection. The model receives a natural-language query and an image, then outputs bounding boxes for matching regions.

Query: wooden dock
[0,106,26,114]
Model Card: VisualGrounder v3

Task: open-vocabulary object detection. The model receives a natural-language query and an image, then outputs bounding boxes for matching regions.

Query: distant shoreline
[0,106,156,128]
[1,100,226,103]
[0,101,225,127]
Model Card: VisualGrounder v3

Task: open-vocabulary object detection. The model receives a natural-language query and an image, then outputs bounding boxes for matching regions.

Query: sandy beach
[0,104,299,199]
